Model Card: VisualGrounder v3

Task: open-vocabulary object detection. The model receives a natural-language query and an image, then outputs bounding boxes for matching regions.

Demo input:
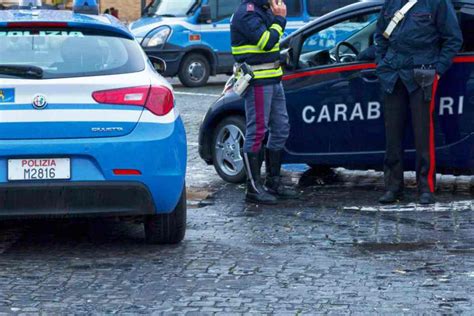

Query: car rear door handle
[360,69,379,83]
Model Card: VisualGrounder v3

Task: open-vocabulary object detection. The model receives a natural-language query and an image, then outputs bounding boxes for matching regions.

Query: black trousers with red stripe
[383,79,437,194]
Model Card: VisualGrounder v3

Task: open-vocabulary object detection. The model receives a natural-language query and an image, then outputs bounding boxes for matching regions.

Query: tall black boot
[265,149,298,199]
[243,152,277,205]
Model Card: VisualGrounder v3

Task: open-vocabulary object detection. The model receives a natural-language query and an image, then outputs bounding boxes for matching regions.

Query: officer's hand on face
[270,0,287,17]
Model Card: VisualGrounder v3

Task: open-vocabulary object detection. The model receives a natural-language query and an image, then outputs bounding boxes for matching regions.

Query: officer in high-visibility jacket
[231,0,297,204]
[375,0,462,205]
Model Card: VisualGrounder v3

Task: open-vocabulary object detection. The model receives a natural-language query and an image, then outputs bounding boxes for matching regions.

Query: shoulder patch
[247,3,255,11]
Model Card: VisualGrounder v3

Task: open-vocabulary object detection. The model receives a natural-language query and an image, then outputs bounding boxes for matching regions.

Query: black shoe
[419,192,435,205]
[244,152,277,205]
[264,149,299,199]
[379,191,403,204]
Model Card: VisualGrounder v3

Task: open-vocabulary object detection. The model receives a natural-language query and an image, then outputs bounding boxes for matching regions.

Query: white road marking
[343,200,473,212]
[174,91,220,98]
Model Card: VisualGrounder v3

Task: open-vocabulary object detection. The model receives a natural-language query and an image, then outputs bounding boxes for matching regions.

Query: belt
[248,62,281,71]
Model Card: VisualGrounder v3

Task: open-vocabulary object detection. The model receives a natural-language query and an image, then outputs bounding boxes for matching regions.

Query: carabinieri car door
[281,2,474,173]
[282,5,384,169]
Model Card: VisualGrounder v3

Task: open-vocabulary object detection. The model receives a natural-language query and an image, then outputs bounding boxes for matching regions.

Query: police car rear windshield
[0,28,145,79]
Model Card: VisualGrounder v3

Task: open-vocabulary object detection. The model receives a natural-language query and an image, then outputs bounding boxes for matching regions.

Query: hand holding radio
[270,0,287,17]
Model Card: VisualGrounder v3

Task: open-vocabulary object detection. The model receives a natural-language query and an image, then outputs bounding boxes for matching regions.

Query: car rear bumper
[0,114,187,216]
[0,182,156,219]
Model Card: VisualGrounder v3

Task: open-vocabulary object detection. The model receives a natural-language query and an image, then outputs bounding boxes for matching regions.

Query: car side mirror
[280,48,293,69]
[198,5,212,24]
[149,56,167,75]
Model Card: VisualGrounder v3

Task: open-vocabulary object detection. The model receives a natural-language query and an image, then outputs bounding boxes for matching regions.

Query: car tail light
[92,86,174,116]
[92,86,149,106]
[145,86,174,116]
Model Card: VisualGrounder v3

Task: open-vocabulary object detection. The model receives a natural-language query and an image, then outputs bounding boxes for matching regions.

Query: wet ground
[0,77,472,314]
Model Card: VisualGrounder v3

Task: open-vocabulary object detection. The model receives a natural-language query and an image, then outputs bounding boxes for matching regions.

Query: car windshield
[147,0,197,17]
[0,29,145,79]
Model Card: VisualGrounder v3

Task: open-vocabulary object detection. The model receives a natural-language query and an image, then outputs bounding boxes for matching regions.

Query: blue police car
[199,0,474,183]
[129,0,361,87]
[0,0,187,244]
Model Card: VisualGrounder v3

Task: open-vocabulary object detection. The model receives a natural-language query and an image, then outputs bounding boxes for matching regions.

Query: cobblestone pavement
[0,80,472,314]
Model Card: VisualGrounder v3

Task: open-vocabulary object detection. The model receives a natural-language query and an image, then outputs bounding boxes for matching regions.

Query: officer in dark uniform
[375,0,462,205]
[231,0,297,204]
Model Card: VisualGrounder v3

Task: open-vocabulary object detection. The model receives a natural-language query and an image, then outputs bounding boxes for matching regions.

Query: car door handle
[360,69,379,83]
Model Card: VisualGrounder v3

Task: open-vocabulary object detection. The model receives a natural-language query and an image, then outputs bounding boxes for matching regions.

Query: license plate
[8,158,71,181]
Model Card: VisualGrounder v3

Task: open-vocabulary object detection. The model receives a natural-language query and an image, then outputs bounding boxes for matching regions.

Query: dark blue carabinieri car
[199,0,474,183]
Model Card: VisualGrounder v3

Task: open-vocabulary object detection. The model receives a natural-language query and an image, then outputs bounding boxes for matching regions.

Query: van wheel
[212,116,246,184]
[178,53,210,87]
[144,186,186,244]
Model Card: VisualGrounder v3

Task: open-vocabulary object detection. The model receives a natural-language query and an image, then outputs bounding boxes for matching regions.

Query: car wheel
[178,53,210,87]
[144,185,186,244]
[212,116,246,184]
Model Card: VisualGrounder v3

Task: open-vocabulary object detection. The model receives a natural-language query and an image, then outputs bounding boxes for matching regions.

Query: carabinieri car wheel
[212,116,246,183]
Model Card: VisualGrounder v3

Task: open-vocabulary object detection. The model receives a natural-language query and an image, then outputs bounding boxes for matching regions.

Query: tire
[178,53,210,87]
[212,116,247,184]
[144,186,187,244]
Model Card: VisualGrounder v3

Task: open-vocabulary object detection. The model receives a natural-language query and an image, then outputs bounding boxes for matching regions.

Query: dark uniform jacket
[375,0,463,94]
[230,0,286,85]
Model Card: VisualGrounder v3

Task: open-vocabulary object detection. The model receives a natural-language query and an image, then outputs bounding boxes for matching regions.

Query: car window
[286,0,302,17]
[0,29,145,79]
[459,6,474,52]
[298,12,378,68]
[307,0,359,17]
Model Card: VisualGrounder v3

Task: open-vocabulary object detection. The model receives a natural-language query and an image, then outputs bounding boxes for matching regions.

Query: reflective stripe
[231,43,280,55]
[253,67,283,79]
[257,30,270,49]
[243,153,260,193]
[270,23,283,36]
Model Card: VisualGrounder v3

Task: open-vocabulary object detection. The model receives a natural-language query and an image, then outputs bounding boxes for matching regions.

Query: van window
[147,0,196,17]
[286,0,302,17]
[208,0,240,21]
[217,0,240,20]
[307,0,359,17]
